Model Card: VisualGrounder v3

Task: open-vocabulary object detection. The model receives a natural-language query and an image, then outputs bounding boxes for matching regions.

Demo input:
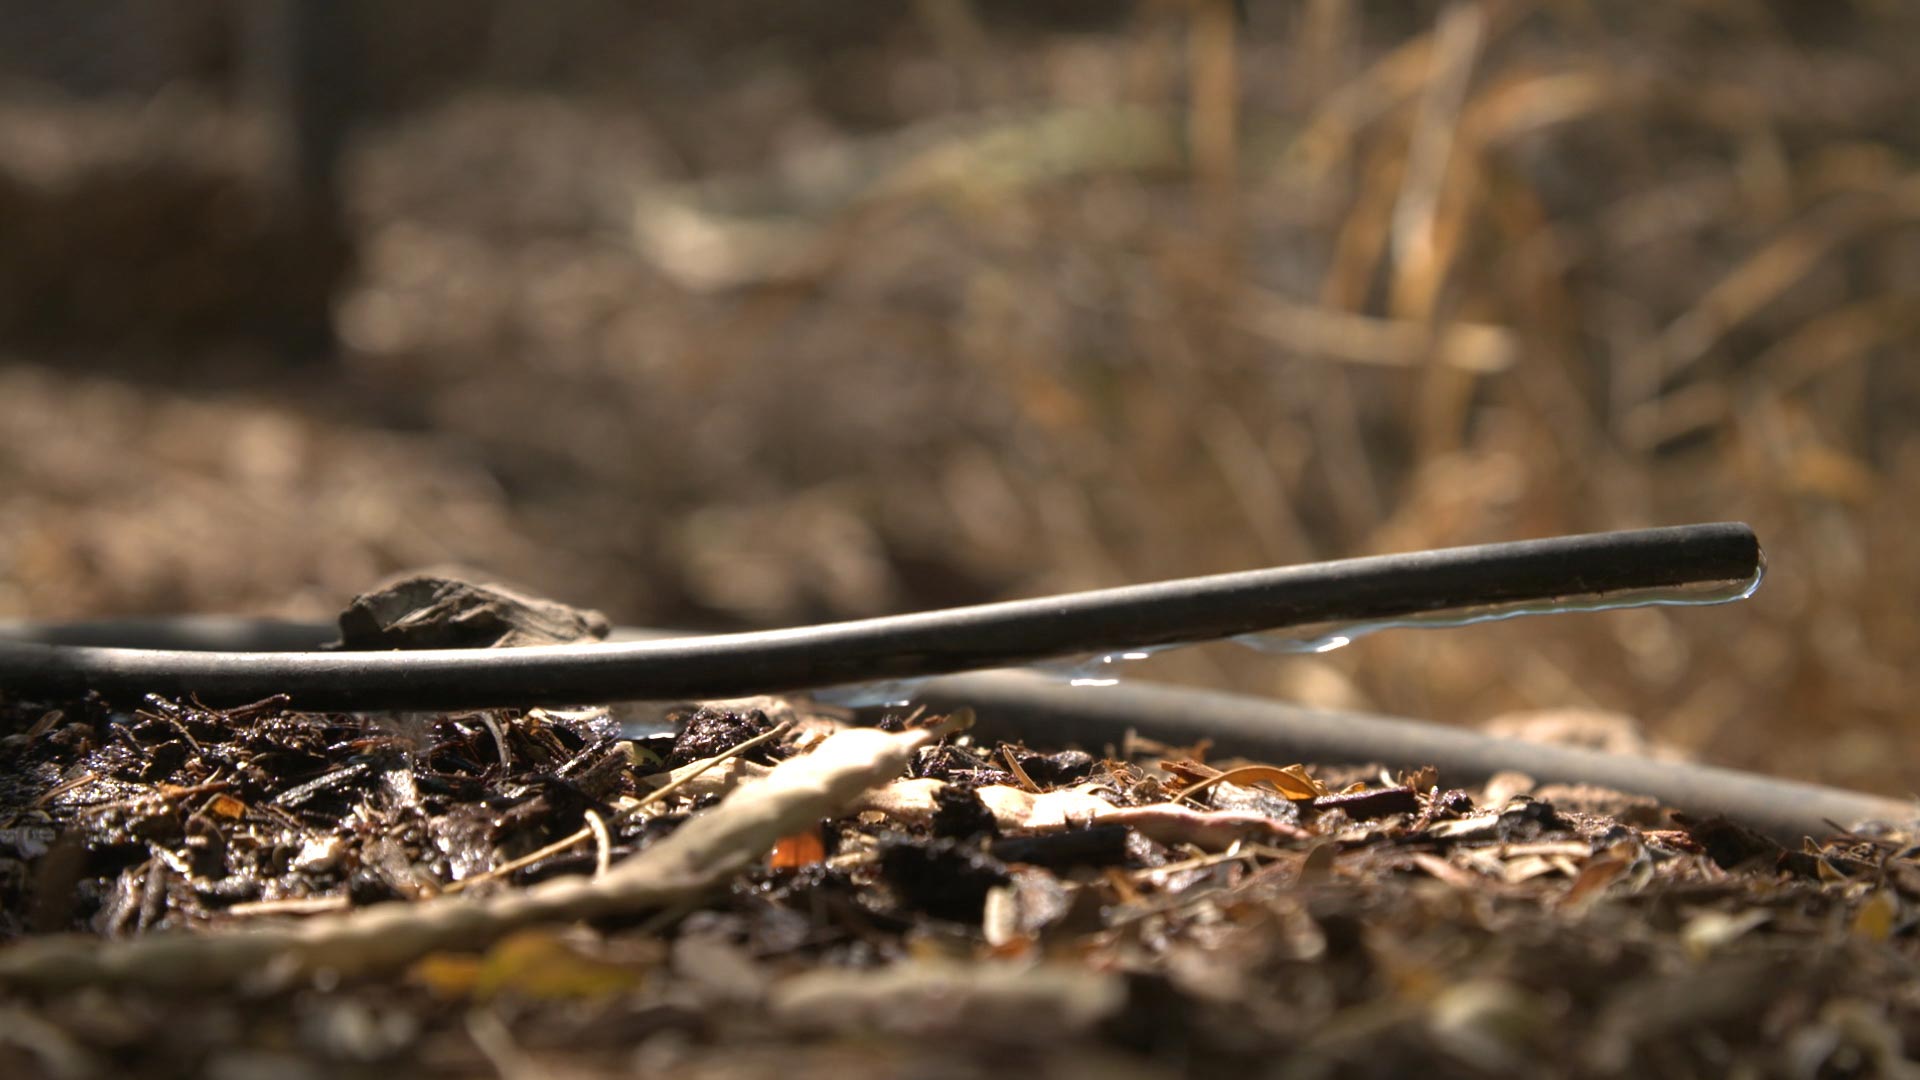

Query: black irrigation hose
[0,524,1760,711]
[914,672,1915,843]
[0,520,1904,837]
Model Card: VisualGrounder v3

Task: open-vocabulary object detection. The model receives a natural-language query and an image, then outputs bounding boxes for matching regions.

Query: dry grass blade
[1187,0,1239,223]
[1631,196,1898,413]
[1466,70,1632,147]
[1389,1,1485,320]
[1234,293,1516,373]
[0,720,956,991]
[1755,294,1920,391]
[1291,33,1436,178]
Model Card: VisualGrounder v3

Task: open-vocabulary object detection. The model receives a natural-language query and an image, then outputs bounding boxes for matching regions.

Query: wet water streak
[819,559,1766,707]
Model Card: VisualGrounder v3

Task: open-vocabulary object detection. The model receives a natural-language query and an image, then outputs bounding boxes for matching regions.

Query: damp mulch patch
[1,692,1918,1078]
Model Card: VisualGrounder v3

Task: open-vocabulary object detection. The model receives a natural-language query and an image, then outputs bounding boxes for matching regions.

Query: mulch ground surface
[3,689,1917,1078]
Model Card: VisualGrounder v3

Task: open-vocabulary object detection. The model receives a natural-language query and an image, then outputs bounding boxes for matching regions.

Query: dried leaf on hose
[0,723,953,991]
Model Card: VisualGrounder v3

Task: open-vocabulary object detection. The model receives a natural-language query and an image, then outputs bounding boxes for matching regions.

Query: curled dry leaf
[1174,763,1329,803]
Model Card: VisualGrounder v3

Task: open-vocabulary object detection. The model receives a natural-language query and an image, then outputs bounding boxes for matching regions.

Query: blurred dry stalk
[1,1,1918,794]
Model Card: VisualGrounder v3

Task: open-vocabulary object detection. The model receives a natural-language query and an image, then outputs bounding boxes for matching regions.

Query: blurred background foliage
[1,1,1916,793]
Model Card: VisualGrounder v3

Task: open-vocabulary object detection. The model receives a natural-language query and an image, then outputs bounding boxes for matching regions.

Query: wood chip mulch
[2,693,1917,1078]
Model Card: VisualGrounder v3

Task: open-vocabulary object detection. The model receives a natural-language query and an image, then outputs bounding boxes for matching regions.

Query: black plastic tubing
[914,671,1913,843]
[0,523,1760,711]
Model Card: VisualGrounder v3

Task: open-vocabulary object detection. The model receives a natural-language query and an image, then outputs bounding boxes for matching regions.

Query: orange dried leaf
[770,827,827,870]
[408,953,483,998]
[413,932,646,1002]
[1853,890,1899,943]
[206,794,247,820]
[473,929,645,1001]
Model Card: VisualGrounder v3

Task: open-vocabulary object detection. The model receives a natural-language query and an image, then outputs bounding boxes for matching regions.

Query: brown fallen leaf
[1174,764,1328,803]
[1557,857,1628,911]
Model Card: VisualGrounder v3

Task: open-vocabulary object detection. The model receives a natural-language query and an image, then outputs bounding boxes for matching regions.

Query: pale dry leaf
[977,783,1118,832]
[855,777,947,826]
[770,961,1125,1038]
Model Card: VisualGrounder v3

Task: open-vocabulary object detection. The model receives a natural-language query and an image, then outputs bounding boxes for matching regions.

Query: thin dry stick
[78,775,231,816]
[629,722,793,818]
[998,743,1042,793]
[583,809,612,880]
[0,717,965,991]
[1392,2,1486,460]
[479,713,513,774]
[29,771,98,809]
[226,896,349,918]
